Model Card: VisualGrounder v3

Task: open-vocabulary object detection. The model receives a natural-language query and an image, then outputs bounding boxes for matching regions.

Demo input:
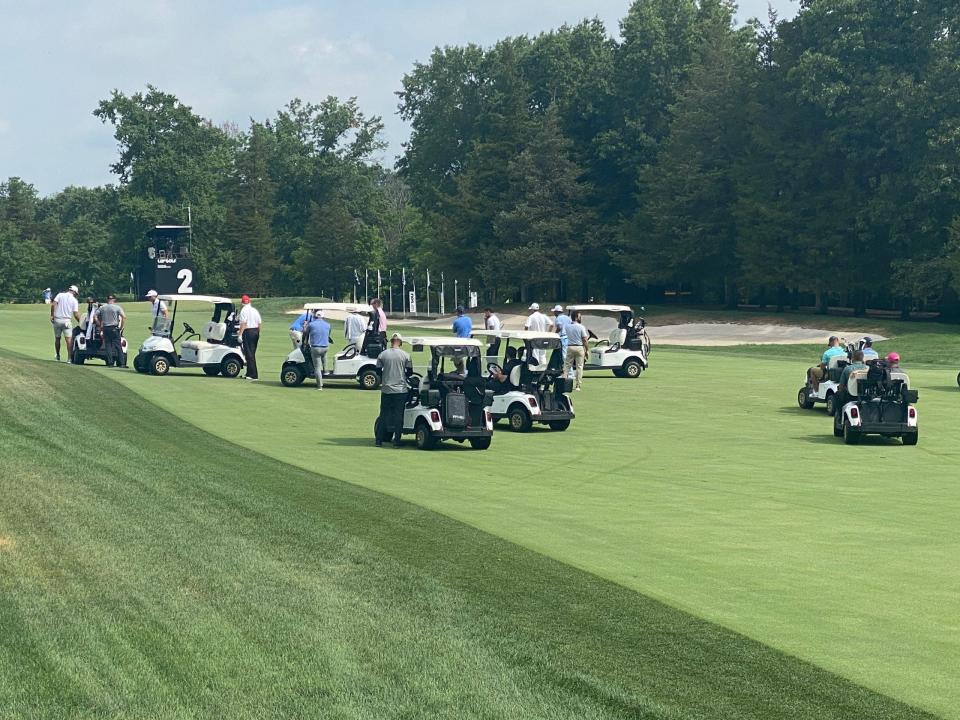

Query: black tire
[843,420,860,445]
[612,368,627,378]
[133,354,147,374]
[902,431,919,446]
[358,368,380,390]
[825,392,836,416]
[415,420,436,450]
[508,405,532,432]
[72,348,84,365]
[548,419,571,431]
[281,364,305,387]
[797,387,814,409]
[150,354,171,376]
[833,416,844,437]
[470,436,492,450]
[203,366,221,377]
[956,371,960,388]
[221,356,243,378]
[623,359,642,378]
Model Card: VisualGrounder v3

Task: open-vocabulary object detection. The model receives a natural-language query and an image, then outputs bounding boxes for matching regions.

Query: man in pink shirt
[370,298,388,345]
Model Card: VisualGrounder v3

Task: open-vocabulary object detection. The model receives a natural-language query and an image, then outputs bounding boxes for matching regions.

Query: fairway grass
[1,302,958,718]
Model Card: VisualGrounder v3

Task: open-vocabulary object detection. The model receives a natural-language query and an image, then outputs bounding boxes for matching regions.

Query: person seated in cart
[834,350,867,414]
[808,336,847,392]
[488,346,522,392]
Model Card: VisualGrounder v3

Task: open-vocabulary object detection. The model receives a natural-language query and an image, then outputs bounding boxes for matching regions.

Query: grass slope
[0,350,934,719]
[1,303,959,717]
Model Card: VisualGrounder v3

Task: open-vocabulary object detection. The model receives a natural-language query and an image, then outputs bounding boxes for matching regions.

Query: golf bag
[445,391,468,428]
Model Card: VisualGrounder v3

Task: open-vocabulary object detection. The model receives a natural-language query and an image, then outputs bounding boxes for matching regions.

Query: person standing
[50,284,80,361]
[370,298,388,345]
[304,310,332,389]
[564,312,589,391]
[144,290,169,318]
[237,294,262,381]
[96,294,127,367]
[551,305,572,373]
[452,306,473,338]
[483,307,502,358]
[289,310,309,349]
[524,302,551,364]
[42,288,52,304]
[375,333,413,447]
[345,310,366,346]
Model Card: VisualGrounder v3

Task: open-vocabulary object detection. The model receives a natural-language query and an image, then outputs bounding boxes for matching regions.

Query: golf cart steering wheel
[183,322,195,334]
[487,362,503,376]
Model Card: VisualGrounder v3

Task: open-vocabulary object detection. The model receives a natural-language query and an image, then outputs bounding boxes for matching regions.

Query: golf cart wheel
[133,354,147,373]
[150,354,171,376]
[825,392,836,416]
[203,366,221,377]
[843,420,860,445]
[833,414,844,437]
[797,388,815,410]
[72,348,84,365]
[902,431,919,446]
[548,419,571,432]
[281,364,305,387]
[469,436,492,450]
[221,357,243,378]
[508,405,532,433]
[415,421,436,450]
[612,368,627,378]
[622,359,642,378]
[956,371,960,388]
[358,369,380,390]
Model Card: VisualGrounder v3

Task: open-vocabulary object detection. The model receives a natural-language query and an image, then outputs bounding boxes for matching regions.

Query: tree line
[2,0,959,316]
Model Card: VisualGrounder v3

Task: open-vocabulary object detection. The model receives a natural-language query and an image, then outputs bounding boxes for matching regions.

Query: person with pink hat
[886,352,901,369]
[237,294,262,380]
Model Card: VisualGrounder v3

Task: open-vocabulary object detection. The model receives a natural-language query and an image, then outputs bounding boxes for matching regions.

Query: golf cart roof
[303,302,367,313]
[409,336,483,348]
[566,304,632,313]
[473,329,558,341]
[158,294,232,304]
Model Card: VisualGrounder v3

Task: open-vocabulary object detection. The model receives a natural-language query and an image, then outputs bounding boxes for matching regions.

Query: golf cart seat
[599,328,626,352]
[846,370,869,397]
[826,354,848,382]
[509,364,523,388]
[182,321,227,351]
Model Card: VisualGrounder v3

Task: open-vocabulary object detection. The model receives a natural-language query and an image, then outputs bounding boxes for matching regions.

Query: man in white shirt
[145,290,169,319]
[237,294,262,380]
[345,311,366,347]
[50,284,80,361]
[483,307,502,359]
[524,303,551,364]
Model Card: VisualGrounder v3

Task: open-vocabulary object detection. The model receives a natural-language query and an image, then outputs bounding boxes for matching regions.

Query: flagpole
[389,269,393,314]
[364,268,369,304]
[426,269,431,316]
[402,267,407,319]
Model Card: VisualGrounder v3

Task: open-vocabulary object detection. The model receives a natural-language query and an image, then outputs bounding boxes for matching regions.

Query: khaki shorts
[809,365,827,381]
[52,318,72,338]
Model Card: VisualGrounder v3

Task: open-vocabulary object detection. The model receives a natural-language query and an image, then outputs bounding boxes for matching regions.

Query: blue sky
[0,0,796,195]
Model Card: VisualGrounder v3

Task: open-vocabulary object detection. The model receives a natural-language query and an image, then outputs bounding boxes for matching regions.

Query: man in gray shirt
[96,294,126,368]
[375,333,413,447]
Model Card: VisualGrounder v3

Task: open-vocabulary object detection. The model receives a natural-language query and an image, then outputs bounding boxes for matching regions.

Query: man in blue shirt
[809,335,847,391]
[861,336,879,362]
[452,306,472,338]
[551,305,572,377]
[289,311,309,349]
[304,310,332,389]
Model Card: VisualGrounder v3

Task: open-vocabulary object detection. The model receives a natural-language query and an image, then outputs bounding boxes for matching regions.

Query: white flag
[427,269,431,288]
[402,267,406,286]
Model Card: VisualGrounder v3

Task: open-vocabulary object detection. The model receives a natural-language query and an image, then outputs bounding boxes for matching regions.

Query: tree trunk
[853,289,867,317]
[790,287,800,312]
[723,277,737,310]
[776,285,787,313]
[900,296,912,321]
[815,288,828,315]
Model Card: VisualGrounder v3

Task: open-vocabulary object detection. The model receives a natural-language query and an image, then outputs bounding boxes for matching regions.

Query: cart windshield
[151,315,172,337]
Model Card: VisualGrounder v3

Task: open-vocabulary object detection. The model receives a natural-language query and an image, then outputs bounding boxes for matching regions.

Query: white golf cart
[376,336,494,450]
[472,329,575,431]
[798,352,849,413]
[132,294,246,377]
[832,365,918,445]
[280,302,382,389]
[71,301,129,366]
[567,304,650,378]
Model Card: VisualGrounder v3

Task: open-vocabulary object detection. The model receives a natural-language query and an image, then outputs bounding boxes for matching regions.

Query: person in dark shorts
[96,294,126,367]
[375,333,412,447]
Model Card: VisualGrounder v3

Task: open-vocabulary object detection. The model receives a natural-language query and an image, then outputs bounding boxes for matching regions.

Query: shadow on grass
[920,385,959,394]
[317,436,482,451]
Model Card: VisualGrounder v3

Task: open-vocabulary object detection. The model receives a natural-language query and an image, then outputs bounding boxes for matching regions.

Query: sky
[0,0,796,196]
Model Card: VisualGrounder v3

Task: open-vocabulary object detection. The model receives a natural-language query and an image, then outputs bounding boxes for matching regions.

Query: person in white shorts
[50,284,80,361]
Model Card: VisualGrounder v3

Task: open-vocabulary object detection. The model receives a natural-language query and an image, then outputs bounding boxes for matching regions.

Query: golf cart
[71,301,129,366]
[798,352,849,413]
[832,364,919,445]
[375,337,494,450]
[280,302,383,389]
[472,329,575,431]
[132,294,246,377]
[567,304,650,378]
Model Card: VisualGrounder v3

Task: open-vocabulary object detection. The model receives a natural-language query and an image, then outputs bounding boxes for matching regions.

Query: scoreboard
[137,225,198,296]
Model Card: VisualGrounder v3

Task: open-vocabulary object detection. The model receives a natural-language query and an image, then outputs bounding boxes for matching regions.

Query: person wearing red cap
[237,294,262,380]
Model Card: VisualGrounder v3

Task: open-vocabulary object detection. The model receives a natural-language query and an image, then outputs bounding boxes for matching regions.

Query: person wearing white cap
[144,290,168,319]
[50,284,80,361]
[524,302,551,364]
